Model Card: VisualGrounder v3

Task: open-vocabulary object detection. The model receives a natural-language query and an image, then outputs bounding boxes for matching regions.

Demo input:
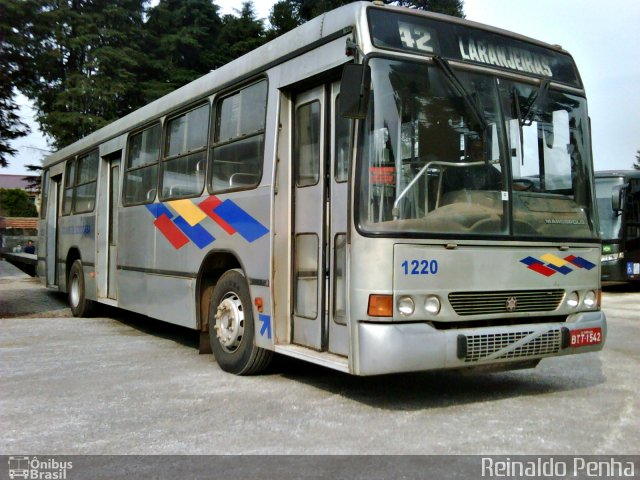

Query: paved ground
[1,259,639,455]
[0,260,70,319]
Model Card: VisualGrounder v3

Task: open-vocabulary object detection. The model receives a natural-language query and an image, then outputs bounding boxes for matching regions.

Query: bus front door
[108,160,120,299]
[46,175,61,287]
[293,86,326,350]
[292,82,350,356]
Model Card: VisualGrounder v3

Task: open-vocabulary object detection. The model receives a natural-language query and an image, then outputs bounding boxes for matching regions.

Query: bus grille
[462,329,562,363]
[448,289,564,316]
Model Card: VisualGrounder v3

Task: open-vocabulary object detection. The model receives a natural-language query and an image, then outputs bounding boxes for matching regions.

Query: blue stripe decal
[520,256,542,266]
[572,257,596,270]
[547,264,573,275]
[146,203,174,219]
[214,200,269,243]
[173,216,215,249]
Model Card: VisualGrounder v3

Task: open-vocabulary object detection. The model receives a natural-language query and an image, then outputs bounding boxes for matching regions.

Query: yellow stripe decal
[168,199,207,227]
[540,253,567,267]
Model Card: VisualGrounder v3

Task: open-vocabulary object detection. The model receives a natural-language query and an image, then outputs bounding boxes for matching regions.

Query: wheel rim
[70,273,80,307]
[214,291,245,353]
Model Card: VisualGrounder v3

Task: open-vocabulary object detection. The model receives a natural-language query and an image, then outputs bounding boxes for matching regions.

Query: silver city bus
[38,2,605,376]
[595,170,640,283]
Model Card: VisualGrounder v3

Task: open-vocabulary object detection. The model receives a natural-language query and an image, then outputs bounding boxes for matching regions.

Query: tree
[267,0,465,39]
[0,188,38,217]
[25,164,43,194]
[634,150,640,170]
[142,0,224,101]
[20,0,148,150]
[216,2,266,65]
[0,0,33,167]
[267,0,352,37]
[391,0,465,17]
[267,1,299,39]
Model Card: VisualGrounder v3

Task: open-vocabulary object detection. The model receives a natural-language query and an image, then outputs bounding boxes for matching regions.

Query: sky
[6,0,639,175]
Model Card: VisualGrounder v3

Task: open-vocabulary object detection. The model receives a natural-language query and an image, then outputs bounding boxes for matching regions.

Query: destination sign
[368,9,581,88]
[458,37,552,77]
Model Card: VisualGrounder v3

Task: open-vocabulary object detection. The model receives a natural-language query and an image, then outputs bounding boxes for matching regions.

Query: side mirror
[339,64,371,119]
[611,184,624,214]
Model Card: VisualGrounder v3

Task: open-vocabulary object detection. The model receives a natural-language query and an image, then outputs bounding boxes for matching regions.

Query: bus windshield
[357,57,597,240]
[595,176,624,241]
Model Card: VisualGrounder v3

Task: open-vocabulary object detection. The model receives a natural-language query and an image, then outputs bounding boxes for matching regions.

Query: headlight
[397,296,415,316]
[583,290,597,308]
[424,296,441,315]
[601,252,624,263]
[566,291,579,308]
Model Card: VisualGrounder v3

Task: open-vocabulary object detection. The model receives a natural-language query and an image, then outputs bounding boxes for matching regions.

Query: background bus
[38,2,605,376]
[595,170,640,283]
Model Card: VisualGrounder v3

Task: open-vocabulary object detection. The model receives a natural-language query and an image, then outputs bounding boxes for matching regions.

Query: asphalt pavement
[1,259,639,455]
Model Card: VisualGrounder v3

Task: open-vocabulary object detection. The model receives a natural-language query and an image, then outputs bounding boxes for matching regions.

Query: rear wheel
[209,269,272,375]
[68,259,95,317]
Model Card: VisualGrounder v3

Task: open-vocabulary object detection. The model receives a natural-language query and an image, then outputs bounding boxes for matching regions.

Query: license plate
[570,327,602,347]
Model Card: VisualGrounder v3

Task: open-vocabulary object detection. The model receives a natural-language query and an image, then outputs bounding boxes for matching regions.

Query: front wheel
[68,259,95,317]
[209,269,272,375]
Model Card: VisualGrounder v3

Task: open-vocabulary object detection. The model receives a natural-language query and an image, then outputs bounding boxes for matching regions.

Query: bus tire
[209,269,273,375]
[68,259,95,317]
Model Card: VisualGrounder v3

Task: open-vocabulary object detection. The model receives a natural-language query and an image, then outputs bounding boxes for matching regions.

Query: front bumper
[355,310,606,376]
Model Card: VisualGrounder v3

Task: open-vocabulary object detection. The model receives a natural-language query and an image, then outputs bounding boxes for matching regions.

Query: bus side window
[62,159,76,215]
[74,150,98,213]
[124,124,161,205]
[161,103,209,199]
[40,170,50,219]
[210,80,267,192]
[335,94,352,183]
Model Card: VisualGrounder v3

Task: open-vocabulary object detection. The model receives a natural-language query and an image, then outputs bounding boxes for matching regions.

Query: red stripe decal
[154,214,189,249]
[199,196,236,235]
[528,263,556,277]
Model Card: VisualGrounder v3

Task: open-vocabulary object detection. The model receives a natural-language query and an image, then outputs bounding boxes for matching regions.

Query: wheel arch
[64,246,82,292]
[195,249,246,333]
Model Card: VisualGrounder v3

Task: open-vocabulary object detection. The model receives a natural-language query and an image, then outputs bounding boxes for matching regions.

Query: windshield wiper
[432,56,488,132]
[515,79,550,127]
[511,79,550,165]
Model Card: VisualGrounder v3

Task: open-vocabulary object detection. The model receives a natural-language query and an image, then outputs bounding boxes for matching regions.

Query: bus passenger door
[292,86,326,350]
[292,82,351,355]
[108,159,120,299]
[46,175,61,287]
[327,81,351,356]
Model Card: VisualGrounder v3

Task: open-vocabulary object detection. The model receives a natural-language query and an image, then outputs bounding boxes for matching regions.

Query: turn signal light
[368,294,393,317]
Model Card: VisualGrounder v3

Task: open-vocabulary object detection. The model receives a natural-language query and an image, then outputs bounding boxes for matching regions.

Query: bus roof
[42,1,575,168]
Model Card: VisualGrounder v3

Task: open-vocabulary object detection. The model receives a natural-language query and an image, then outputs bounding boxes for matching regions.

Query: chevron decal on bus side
[520,254,596,277]
[146,196,268,250]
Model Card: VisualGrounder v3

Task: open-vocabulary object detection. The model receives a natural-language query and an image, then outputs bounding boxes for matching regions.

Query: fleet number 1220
[401,259,439,275]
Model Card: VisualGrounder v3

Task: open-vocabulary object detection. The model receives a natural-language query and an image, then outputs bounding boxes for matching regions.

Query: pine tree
[142,0,223,101]
[391,0,465,18]
[634,150,640,170]
[266,0,465,39]
[267,0,352,38]
[20,0,148,149]
[0,0,33,167]
[216,2,266,65]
